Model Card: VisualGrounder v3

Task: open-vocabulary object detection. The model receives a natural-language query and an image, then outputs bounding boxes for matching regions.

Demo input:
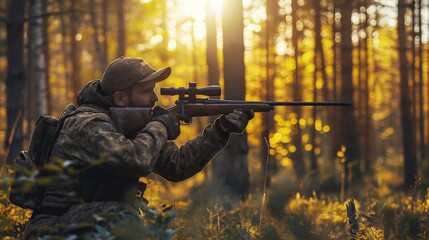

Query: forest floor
[0,159,428,239]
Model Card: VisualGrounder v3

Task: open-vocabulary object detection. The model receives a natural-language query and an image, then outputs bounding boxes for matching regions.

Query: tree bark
[117,0,126,56]
[205,0,220,131]
[60,0,72,103]
[43,0,51,114]
[291,0,306,185]
[330,0,340,165]
[101,0,109,65]
[411,0,419,165]
[205,0,219,87]
[357,2,364,173]
[70,0,82,99]
[311,0,326,179]
[5,0,26,165]
[212,0,249,200]
[417,0,426,166]
[363,2,373,173]
[90,0,105,73]
[205,0,220,176]
[339,0,362,183]
[398,0,418,188]
[28,0,48,121]
[263,0,279,188]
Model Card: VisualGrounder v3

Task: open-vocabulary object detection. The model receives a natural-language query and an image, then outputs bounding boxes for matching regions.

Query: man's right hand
[151,106,188,140]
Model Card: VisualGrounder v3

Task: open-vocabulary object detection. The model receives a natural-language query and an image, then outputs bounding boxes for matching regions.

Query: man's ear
[113,91,129,107]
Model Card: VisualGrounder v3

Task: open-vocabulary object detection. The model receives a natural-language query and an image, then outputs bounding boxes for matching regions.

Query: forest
[0,0,429,239]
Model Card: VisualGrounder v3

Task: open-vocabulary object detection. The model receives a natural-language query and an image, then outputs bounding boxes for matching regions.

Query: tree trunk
[205,0,219,87]
[60,0,72,103]
[190,18,204,132]
[398,0,418,188]
[291,0,306,186]
[425,0,429,182]
[357,2,364,173]
[70,0,82,99]
[417,0,426,166]
[117,0,126,56]
[205,0,220,179]
[42,0,51,114]
[101,0,109,65]
[331,0,341,165]
[263,0,279,188]
[205,0,219,125]
[5,0,26,165]
[417,0,426,172]
[28,0,48,121]
[311,0,326,179]
[411,0,418,162]
[339,0,361,184]
[212,0,249,200]
[160,0,169,62]
[363,2,373,173]
[90,0,105,73]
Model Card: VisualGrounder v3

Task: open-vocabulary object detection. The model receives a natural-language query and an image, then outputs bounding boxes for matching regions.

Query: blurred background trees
[0,0,428,199]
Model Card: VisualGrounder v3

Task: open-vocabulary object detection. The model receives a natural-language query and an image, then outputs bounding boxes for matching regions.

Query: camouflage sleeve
[61,111,168,179]
[153,118,230,182]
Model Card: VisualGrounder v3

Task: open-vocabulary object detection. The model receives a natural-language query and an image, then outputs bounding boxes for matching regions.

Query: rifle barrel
[204,100,352,106]
[267,101,352,106]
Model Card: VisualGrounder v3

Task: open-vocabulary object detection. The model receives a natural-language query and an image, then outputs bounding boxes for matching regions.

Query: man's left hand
[218,109,254,134]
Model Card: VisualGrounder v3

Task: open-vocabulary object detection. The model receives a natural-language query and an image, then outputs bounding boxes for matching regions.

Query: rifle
[110,82,351,135]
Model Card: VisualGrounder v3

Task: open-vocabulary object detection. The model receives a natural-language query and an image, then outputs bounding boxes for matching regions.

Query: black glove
[218,109,254,134]
[151,106,190,140]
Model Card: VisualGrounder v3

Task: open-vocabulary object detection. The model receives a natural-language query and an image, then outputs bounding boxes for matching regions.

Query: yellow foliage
[322,125,331,133]
[0,184,32,238]
[288,145,297,153]
[315,119,323,131]
[314,147,321,155]
[298,118,307,128]
[302,133,309,143]
[315,79,324,90]
[288,193,348,225]
[304,143,313,151]
[280,157,292,167]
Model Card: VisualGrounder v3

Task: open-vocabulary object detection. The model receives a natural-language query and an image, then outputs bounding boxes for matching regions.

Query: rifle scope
[160,82,221,97]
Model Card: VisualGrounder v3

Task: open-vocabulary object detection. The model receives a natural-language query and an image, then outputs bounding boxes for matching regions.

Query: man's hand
[151,106,189,140]
[218,109,254,134]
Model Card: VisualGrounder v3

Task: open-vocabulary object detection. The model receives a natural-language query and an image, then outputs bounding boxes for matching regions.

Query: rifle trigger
[179,101,185,115]
[180,118,192,125]
[177,100,191,125]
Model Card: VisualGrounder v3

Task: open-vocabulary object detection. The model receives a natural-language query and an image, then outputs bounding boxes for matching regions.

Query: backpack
[9,104,77,210]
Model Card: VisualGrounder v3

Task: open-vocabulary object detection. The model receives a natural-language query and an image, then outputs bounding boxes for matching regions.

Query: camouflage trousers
[24,201,142,239]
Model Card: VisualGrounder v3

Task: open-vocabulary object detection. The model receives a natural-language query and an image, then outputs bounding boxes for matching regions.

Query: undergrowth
[1,166,428,239]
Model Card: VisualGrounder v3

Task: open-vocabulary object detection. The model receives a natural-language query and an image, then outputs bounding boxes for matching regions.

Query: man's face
[127,81,159,108]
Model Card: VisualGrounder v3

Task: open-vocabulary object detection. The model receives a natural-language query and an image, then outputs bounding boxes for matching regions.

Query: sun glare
[179,0,222,20]
[139,0,223,42]
[207,0,223,16]
[175,0,223,40]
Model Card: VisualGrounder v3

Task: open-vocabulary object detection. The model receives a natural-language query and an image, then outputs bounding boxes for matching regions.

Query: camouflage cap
[100,56,171,95]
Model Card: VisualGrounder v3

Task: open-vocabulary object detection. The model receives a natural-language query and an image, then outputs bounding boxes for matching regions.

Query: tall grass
[1,163,428,239]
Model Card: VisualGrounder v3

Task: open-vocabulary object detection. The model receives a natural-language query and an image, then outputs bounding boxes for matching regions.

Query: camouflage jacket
[40,80,231,209]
